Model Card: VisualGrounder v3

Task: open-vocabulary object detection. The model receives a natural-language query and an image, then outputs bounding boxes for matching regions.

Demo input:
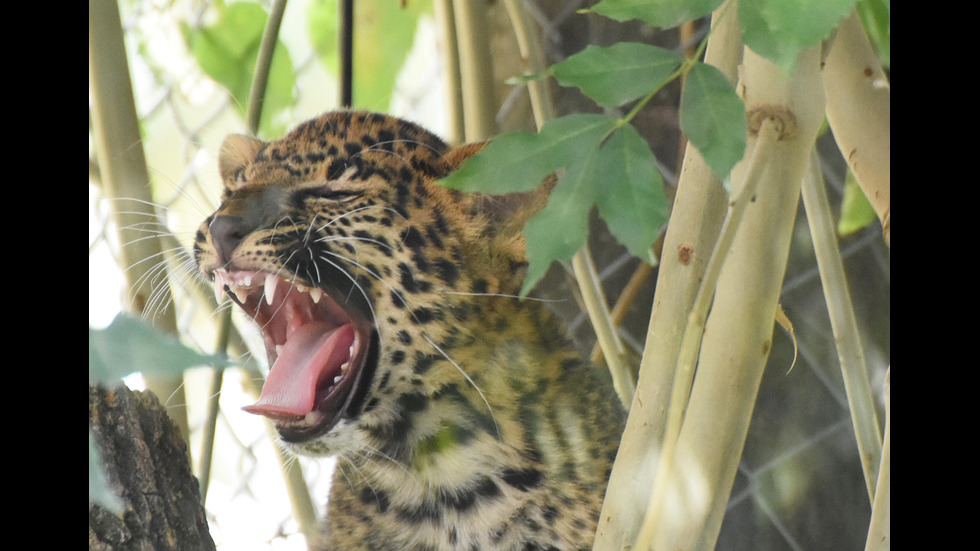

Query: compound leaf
[594,124,668,263]
[550,43,684,107]
[590,0,724,29]
[89,314,232,383]
[521,144,605,296]
[440,114,618,194]
[739,0,855,75]
[680,62,746,182]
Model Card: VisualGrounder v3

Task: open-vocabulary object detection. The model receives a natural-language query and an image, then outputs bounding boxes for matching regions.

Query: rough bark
[89,384,215,551]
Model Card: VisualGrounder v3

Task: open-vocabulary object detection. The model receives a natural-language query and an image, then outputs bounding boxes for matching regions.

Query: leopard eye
[292,187,362,204]
[316,189,361,202]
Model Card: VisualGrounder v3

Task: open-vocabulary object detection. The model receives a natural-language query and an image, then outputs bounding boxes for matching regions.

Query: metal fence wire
[89,1,890,549]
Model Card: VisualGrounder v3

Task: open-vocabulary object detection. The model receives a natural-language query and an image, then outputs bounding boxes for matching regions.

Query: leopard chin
[213,267,379,443]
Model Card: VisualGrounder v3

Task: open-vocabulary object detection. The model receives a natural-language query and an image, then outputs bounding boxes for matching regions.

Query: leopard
[193,110,626,551]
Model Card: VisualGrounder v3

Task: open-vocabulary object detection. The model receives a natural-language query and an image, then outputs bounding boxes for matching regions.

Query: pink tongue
[243,323,355,418]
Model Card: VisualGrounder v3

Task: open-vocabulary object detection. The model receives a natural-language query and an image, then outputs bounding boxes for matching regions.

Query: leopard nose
[209,215,248,266]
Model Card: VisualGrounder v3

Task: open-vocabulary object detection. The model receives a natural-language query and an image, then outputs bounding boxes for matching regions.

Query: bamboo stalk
[593,2,739,546]
[337,0,353,107]
[822,10,890,245]
[501,0,633,408]
[572,249,635,407]
[501,0,556,126]
[635,116,783,550]
[644,45,827,551]
[89,0,188,445]
[801,150,883,502]
[451,0,496,140]
[247,0,289,135]
[590,262,653,366]
[433,0,464,144]
[864,368,890,551]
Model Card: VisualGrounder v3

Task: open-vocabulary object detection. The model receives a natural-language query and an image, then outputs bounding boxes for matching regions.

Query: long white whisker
[313,254,378,328]
[318,235,396,255]
[441,291,566,303]
[421,334,498,438]
[315,204,407,231]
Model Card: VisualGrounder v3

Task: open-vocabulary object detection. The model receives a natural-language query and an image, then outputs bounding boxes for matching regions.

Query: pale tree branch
[822,10,890,245]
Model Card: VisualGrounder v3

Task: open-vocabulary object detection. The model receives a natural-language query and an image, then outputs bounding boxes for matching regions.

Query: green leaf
[182,2,296,136]
[521,146,603,297]
[308,0,432,111]
[739,0,856,75]
[89,314,233,383]
[594,124,668,263]
[440,114,618,194]
[590,0,724,29]
[856,0,890,69]
[441,113,668,296]
[837,169,877,236]
[550,43,684,107]
[89,430,122,512]
[680,62,746,182]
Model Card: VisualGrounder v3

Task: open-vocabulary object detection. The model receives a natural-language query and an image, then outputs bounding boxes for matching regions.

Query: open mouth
[214,268,377,443]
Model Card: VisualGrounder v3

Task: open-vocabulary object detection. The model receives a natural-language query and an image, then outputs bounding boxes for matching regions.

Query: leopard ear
[440,141,489,171]
[218,134,265,189]
[441,142,556,240]
[468,174,555,240]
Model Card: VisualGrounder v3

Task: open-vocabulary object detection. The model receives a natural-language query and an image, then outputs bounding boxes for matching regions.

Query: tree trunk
[89,384,215,551]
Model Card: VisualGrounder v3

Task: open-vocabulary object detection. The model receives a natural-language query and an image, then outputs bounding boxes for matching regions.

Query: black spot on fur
[327,158,348,179]
[399,263,420,293]
[399,392,428,413]
[410,307,436,324]
[472,279,489,294]
[344,142,362,156]
[542,505,560,525]
[377,129,396,152]
[501,468,543,492]
[401,226,426,249]
[434,258,460,286]
[398,166,414,183]
[424,224,445,250]
[376,371,391,391]
[412,250,431,273]
[413,352,439,374]
[359,487,389,514]
[436,476,500,513]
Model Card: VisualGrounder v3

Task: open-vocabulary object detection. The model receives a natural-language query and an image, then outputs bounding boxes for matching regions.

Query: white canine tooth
[349,345,355,358]
[264,273,278,305]
[242,273,253,286]
[213,272,225,303]
[232,286,249,303]
[309,287,323,304]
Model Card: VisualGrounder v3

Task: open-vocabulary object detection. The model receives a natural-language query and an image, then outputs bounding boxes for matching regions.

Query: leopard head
[194,111,544,456]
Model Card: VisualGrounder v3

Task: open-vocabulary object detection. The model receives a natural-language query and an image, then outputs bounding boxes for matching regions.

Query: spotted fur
[194,111,625,550]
